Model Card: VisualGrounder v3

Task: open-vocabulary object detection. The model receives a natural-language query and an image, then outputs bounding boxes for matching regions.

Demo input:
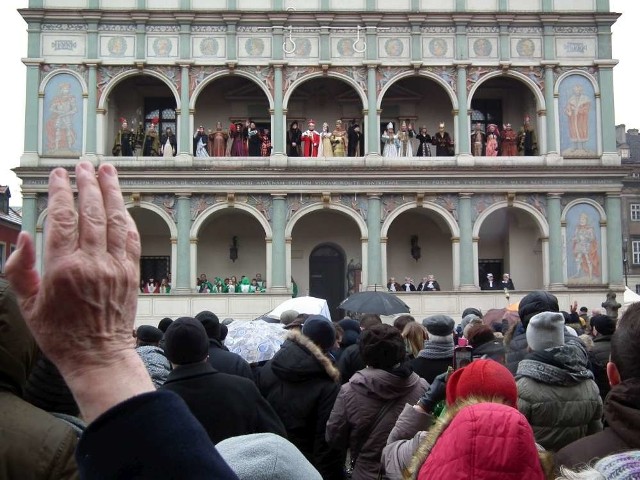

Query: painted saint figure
[381,122,399,158]
[572,212,600,280]
[565,84,592,151]
[301,119,321,157]
[208,122,228,157]
[47,82,78,153]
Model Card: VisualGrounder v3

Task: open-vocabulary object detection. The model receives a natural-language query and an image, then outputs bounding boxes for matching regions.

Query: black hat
[461,307,483,319]
[195,310,220,340]
[157,317,173,333]
[136,325,163,344]
[302,315,335,351]
[164,317,209,365]
[591,315,616,336]
[518,290,559,329]
[422,315,455,337]
[579,306,588,313]
[359,324,405,369]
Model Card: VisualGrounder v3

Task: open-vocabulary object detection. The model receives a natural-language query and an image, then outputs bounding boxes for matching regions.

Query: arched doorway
[193,76,271,156]
[379,76,455,155]
[104,74,177,156]
[129,206,173,288]
[309,244,346,321]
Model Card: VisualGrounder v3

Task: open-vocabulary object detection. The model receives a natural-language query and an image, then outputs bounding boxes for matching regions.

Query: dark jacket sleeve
[76,390,239,480]
[314,383,345,480]
[251,384,288,438]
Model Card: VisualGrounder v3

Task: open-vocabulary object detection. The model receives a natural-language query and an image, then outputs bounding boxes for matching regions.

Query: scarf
[418,341,454,360]
[516,339,593,386]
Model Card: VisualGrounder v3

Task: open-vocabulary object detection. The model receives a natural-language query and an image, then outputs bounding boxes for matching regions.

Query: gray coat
[326,367,426,480]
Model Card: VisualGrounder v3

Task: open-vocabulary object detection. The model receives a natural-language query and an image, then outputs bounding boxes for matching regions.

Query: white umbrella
[623,286,640,305]
[225,320,288,364]
[267,296,332,321]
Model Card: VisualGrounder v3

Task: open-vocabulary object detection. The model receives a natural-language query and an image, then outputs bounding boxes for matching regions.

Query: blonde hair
[402,322,427,358]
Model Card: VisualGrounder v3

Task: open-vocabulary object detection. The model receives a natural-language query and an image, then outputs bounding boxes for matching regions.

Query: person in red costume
[500,123,518,156]
[301,119,320,157]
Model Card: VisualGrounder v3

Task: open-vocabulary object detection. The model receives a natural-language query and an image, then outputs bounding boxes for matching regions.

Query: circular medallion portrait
[245,38,265,56]
[473,38,492,57]
[337,38,355,57]
[107,36,127,57]
[516,38,535,57]
[428,38,448,57]
[293,38,311,57]
[152,37,173,57]
[384,38,404,57]
[200,37,219,56]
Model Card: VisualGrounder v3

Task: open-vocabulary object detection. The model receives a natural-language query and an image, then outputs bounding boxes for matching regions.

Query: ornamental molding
[42,23,87,31]
[98,24,137,32]
[145,25,180,33]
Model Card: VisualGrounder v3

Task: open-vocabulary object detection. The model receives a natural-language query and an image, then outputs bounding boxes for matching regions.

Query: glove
[417,370,449,413]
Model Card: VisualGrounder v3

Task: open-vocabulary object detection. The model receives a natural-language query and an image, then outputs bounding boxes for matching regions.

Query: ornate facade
[18,0,624,321]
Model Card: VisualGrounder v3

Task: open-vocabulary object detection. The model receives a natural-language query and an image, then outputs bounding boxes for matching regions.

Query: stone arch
[124,201,178,239]
[285,203,367,238]
[381,201,460,238]
[97,69,181,110]
[190,70,275,110]
[282,72,367,110]
[473,201,550,238]
[40,69,88,95]
[468,70,546,111]
[561,198,606,222]
[190,203,273,239]
[554,70,600,96]
[377,71,458,111]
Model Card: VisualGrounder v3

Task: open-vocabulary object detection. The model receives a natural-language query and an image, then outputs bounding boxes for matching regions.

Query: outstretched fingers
[98,164,129,259]
[76,162,108,255]
[45,167,78,261]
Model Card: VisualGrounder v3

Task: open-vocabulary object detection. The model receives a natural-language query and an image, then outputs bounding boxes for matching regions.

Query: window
[632,240,640,265]
[631,203,640,221]
[470,99,503,132]
[0,243,5,273]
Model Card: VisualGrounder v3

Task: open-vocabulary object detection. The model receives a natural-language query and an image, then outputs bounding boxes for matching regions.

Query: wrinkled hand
[6,162,152,421]
[417,370,449,413]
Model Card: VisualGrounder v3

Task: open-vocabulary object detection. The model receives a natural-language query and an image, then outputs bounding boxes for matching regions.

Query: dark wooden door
[309,245,346,321]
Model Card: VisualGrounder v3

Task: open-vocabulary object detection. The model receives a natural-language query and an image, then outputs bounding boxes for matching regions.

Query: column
[366,65,379,155]
[319,26,330,63]
[596,0,610,12]
[598,64,618,156]
[367,194,382,289]
[23,20,42,158]
[175,195,192,293]
[547,193,564,288]
[455,64,470,156]
[226,22,237,61]
[272,65,285,155]
[271,194,287,291]
[410,24,421,63]
[542,63,558,155]
[85,19,99,156]
[135,21,146,61]
[606,193,624,287]
[178,63,191,155]
[21,194,38,237]
[458,193,475,290]
[499,23,509,61]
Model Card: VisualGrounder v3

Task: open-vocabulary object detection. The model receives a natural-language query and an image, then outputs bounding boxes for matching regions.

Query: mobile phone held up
[453,337,473,370]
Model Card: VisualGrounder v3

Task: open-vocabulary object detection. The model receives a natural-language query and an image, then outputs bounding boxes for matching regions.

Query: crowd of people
[2,162,639,479]
[195,273,266,293]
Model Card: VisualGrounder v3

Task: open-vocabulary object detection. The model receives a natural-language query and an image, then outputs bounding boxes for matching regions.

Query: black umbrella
[339,291,410,315]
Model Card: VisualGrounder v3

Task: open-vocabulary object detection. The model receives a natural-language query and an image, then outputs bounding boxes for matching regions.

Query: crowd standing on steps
[2,161,640,479]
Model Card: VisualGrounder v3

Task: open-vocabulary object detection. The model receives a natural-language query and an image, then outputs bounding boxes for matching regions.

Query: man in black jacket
[161,317,286,444]
[196,310,254,380]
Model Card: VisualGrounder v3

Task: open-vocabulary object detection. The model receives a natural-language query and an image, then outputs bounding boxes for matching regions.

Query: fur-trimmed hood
[405,396,553,480]
[270,330,340,383]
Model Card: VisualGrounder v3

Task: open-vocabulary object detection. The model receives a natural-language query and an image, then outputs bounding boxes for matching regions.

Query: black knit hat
[157,317,173,333]
[302,315,335,351]
[164,317,209,365]
[136,325,164,344]
[359,324,405,369]
[591,314,616,336]
[517,290,559,329]
[195,310,221,340]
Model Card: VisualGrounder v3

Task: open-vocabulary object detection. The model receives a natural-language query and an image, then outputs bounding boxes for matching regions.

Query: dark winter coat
[337,342,366,384]
[471,339,506,364]
[207,338,254,381]
[76,390,239,479]
[555,377,640,469]
[258,331,344,480]
[326,366,426,480]
[0,279,79,480]
[410,339,454,384]
[161,361,286,444]
[516,338,603,451]
[505,322,528,375]
[589,335,612,401]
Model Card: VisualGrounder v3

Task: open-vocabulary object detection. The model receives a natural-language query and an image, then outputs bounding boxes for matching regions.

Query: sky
[0,0,638,206]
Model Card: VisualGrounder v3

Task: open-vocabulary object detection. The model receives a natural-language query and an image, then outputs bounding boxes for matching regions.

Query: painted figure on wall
[559,75,597,157]
[301,119,320,157]
[517,116,538,156]
[44,74,82,156]
[566,204,601,284]
[471,123,486,156]
[485,124,500,156]
[331,119,348,157]
[381,122,399,158]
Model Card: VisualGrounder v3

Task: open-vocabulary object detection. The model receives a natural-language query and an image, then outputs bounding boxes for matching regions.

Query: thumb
[5,231,41,302]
